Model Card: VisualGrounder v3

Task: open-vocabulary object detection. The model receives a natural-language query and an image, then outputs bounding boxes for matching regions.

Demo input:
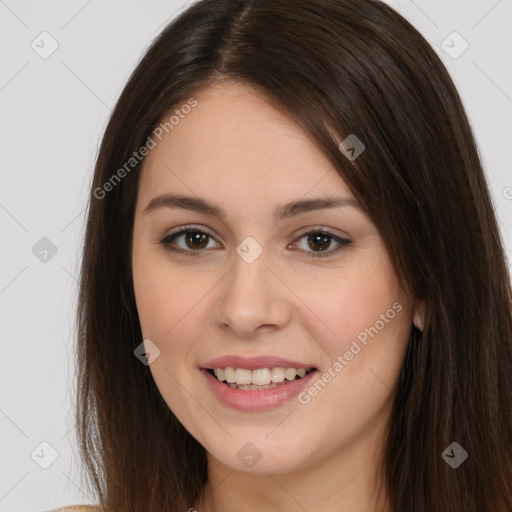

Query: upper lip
[201,355,316,370]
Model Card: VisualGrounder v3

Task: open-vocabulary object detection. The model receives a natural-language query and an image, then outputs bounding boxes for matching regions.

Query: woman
[55,0,512,510]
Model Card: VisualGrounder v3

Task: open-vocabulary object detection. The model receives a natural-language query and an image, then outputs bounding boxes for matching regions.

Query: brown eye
[161,228,220,256]
[160,227,351,259]
[307,232,333,252]
[183,231,210,250]
[293,230,351,258]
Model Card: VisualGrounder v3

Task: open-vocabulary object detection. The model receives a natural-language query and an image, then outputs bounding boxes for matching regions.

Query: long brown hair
[75,0,512,510]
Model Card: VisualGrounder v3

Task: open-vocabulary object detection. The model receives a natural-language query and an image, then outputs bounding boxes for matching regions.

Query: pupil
[308,233,331,251]
[186,232,208,250]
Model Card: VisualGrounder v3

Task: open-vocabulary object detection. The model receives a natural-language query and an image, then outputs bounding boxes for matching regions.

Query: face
[132,81,416,475]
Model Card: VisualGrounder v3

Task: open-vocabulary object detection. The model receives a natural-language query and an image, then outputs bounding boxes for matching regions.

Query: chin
[202,431,322,475]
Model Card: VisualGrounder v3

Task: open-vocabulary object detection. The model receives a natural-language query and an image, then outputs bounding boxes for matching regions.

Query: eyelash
[159,225,351,259]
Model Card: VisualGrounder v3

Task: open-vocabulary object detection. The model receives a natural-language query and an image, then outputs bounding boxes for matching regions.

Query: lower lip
[201,368,317,411]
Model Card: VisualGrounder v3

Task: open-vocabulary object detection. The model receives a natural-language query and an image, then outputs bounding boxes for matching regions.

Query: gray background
[1,1,511,510]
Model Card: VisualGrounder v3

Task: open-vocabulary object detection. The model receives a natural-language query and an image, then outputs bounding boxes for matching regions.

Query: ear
[413,300,426,332]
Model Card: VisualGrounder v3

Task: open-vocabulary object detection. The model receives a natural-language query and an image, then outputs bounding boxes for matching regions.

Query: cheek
[302,280,410,418]
[290,258,404,351]
[133,248,208,340]
[291,258,411,419]
[132,253,211,435]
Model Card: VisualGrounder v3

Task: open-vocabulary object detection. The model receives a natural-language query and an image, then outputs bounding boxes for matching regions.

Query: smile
[209,367,313,389]
[202,367,318,411]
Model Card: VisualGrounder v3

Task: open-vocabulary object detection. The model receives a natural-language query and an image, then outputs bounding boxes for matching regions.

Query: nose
[214,251,292,338]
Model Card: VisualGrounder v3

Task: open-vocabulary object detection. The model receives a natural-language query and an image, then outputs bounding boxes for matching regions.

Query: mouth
[200,356,319,410]
[201,364,318,411]
[205,366,316,391]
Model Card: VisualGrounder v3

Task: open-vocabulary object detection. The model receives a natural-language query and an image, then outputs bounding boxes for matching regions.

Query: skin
[131,80,423,512]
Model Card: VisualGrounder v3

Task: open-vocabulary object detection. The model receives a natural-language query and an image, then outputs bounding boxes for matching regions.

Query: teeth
[284,368,296,381]
[252,368,271,385]
[235,368,252,384]
[270,367,285,383]
[224,367,236,383]
[213,366,311,386]
[227,383,277,390]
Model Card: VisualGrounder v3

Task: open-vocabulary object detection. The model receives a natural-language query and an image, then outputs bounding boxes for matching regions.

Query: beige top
[48,507,99,511]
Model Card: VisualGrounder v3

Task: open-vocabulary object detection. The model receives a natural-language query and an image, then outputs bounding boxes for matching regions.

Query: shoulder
[45,506,100,512]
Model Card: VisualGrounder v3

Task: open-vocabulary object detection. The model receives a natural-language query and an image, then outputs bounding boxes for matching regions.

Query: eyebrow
[142,193,363,222]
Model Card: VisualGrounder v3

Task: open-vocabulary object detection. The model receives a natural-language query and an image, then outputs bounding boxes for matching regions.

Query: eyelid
[293,224,351,239]
[164,224,217,239]
[160,224,222,253]
[288,229,351,258]
[159,224,352,258]
[163,224,350,241]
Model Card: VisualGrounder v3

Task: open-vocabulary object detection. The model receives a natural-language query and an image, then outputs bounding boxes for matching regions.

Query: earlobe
[413,300,426,332]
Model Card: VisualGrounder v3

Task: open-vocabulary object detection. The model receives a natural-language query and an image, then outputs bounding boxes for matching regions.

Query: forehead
[137,82,353,211]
